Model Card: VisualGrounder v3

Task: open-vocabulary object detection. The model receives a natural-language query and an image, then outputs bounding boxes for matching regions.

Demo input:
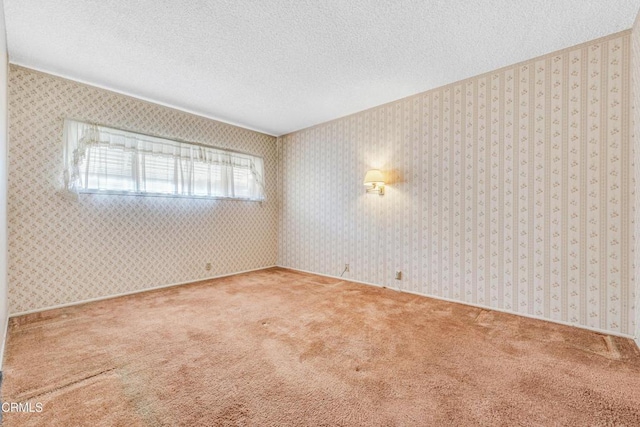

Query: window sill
[77,189,265,202]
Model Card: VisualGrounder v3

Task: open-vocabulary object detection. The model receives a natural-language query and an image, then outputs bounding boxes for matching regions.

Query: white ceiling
[4,1,640,136]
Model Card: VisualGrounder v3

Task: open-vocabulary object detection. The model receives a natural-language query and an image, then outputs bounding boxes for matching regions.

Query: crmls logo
[1,402,44,413]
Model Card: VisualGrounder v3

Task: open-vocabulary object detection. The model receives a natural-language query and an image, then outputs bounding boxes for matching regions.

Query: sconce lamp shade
[364,169,385,195]
[363,169,385,186]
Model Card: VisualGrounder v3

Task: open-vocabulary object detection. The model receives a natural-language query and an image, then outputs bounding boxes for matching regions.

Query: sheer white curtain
[63,119,265,200]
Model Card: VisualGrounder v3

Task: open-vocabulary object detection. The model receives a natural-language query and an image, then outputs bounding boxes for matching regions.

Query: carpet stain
[299,340,327,361]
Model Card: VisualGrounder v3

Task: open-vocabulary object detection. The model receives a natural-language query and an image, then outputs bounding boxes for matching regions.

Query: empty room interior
[1,0,640,425]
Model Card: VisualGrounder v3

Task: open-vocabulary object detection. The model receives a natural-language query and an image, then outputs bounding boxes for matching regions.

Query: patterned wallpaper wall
[632,15,640,344]
[278,32,637,336]
[8,65,278,314]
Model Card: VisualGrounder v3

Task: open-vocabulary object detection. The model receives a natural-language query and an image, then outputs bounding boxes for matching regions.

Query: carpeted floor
[3,267,640,426]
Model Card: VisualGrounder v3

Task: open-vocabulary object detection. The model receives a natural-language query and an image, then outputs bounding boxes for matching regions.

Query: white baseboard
[9,265,277,318]
[278,265,634,340]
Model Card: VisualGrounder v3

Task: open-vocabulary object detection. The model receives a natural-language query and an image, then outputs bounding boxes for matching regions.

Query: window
[63,119,265,201]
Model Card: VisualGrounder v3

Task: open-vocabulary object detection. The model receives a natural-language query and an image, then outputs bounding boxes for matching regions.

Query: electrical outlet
[205,262,212,271]
[345,264,350,272]
[395,270,402,280]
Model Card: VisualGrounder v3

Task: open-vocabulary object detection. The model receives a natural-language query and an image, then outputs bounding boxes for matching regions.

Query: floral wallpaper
[632,13,640,346]
[8,65,278,314]
[278,31,636,336]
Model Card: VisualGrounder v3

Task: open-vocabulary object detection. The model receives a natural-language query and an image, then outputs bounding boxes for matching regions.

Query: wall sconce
[364,169,385,195]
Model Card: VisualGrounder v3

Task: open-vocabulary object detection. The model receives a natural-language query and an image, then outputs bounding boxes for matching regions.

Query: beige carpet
[3,267,640,426]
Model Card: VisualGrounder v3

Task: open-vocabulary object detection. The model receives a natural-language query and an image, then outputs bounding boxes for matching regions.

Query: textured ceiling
[4,0,640,136]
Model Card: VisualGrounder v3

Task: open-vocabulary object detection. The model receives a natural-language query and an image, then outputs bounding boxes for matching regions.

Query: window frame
[63,119,266,202]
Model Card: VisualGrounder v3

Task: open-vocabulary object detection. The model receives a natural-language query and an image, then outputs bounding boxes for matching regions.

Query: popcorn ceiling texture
[7,65,278,314]
[4,0,640,135]
[278,32,637,336]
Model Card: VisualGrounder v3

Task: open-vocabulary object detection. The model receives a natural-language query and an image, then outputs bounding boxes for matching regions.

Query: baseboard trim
[9,265,277,318]
[9,264,635,341]
[278,265,634,340]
